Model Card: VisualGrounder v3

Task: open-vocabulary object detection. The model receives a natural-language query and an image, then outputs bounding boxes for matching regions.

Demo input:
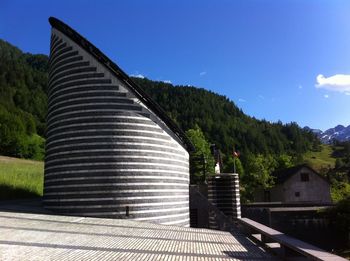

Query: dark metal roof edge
[48,17,194,152]
[272,164,329,184]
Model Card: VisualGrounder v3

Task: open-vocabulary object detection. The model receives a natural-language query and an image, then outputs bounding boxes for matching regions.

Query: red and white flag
[233,147,240,158]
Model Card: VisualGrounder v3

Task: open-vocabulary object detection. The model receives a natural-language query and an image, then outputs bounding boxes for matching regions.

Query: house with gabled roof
[255,164,332,203]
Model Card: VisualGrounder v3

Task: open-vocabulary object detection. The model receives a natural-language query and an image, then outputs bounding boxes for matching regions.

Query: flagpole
[234,158,236,173]
[233,146,236,173]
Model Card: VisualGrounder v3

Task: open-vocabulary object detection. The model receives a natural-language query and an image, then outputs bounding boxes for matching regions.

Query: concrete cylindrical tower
[207,173,241,229]
[44,18,191,226]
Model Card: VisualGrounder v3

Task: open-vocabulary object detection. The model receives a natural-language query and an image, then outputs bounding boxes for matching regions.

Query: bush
[331,181,350,203]
[0,106,44,160]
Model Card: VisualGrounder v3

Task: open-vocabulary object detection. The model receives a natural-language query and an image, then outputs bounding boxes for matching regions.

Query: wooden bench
[238,217,347,260]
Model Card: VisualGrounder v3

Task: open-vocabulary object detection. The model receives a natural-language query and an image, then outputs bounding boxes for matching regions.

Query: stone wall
[44,26,190,226]
[207,174,241,229]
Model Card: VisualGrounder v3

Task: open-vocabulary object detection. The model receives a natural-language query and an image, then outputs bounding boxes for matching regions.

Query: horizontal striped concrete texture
[44,27,190,226]
[0,210,275,260]
[208,174,241,229]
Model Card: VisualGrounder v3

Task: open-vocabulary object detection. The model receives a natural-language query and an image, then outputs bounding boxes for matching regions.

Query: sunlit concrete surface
[0,203,275,260]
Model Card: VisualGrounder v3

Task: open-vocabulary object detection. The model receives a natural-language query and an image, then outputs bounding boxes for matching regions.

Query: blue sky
[1,0,350,130]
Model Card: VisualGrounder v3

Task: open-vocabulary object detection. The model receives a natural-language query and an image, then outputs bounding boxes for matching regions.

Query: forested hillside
[0,40,48,159]
[0,39,319,166]
[0,40,318,158]
[133,77,320,159]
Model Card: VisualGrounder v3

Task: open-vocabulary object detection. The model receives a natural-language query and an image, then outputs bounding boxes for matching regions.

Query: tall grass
[0,156,44,199]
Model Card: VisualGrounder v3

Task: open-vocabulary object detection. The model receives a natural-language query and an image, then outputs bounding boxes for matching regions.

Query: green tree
[135,75,319,159]
[223,156,244,177]
[323,196,350,250]
[275,154,294,170]
[0,38,321,165]
[0,40,47,160]
[242,154,277,201]
[186,126,215,184]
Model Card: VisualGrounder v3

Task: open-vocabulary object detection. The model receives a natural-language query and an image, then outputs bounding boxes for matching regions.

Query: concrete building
[44,17,193,226]
[255,165,332,203]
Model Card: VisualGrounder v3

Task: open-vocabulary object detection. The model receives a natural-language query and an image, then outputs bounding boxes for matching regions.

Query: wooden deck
[0,201,275,260]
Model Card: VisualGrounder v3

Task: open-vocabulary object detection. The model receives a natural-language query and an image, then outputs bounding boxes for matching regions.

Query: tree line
[0,40,47,159]
[0,39,327,201]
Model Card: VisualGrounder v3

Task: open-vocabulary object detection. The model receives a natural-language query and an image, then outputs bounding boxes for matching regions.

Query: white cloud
[238,98,246,102]
[324,94,329,98]
[199,71,207,76]
[130,74,145,79]
[162,80,172,84]
[316,74,350,93]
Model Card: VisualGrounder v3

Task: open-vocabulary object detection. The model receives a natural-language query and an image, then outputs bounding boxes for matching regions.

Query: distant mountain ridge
[0,38,320,161]
[305,125,350,143]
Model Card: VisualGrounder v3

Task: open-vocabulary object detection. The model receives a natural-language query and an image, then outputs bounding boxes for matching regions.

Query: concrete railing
[238,217,347,260]
[190,186,346,260]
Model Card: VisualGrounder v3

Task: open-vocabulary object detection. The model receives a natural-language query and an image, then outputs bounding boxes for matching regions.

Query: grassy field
[0,156,44,200]
[303,144,336,171]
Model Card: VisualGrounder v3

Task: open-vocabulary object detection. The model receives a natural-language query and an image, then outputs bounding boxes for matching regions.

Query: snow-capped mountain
[305,125,350,143]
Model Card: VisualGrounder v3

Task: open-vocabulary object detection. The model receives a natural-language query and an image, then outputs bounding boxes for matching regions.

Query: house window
[300,173,309,182]
[295,192,300,197]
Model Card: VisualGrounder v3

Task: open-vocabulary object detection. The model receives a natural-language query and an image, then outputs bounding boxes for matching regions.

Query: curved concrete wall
[44,30,190,226]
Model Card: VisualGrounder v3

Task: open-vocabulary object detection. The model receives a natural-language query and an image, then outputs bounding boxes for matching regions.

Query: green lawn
[0,156,44,200]
[303,144,336,171]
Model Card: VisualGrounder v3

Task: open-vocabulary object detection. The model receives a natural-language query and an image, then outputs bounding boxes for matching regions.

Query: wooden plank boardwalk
[0,209,275,260]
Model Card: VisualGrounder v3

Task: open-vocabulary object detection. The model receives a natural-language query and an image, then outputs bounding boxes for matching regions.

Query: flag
[233,146,240,158]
